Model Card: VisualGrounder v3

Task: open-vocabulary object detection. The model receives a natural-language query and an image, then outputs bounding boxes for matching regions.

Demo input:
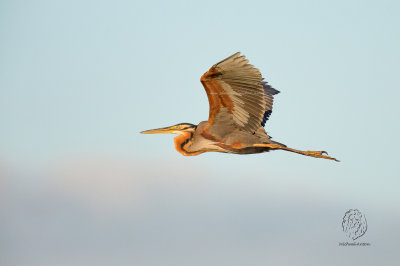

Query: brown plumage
[141,52,338,161]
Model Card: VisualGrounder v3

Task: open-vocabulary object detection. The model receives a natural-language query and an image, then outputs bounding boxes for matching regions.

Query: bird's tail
[271,140,286,147]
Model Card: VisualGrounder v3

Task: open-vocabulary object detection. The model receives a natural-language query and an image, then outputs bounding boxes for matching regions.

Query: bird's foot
[303,150,339,162]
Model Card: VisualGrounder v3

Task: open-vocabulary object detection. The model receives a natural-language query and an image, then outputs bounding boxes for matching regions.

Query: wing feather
[260,80,280,127]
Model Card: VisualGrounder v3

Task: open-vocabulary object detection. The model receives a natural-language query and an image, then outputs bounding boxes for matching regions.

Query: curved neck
[174,131,203,156]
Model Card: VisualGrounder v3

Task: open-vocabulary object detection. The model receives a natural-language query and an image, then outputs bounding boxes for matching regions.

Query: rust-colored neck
[174,131,203,156]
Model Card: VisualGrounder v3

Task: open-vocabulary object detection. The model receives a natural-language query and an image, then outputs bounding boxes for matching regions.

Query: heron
[141,52,338,161]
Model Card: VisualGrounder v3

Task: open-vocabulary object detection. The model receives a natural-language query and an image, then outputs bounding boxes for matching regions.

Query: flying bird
[141,52,338,161]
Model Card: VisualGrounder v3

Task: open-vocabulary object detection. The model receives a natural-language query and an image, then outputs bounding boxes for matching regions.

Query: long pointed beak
[140,126,177,134]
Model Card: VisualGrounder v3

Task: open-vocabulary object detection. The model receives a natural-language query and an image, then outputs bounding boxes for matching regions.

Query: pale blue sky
[1,0,400,265]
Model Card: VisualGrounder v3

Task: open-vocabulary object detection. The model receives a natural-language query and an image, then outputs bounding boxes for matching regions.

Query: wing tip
[262,82,280,95]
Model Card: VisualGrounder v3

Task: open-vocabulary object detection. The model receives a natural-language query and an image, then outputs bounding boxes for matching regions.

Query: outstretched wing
[200,52,278,133]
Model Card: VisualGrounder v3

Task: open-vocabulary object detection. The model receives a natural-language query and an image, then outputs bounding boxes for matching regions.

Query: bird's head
[141,123,196,135]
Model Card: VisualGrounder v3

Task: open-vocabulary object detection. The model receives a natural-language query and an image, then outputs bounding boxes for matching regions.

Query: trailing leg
[253,143,339,162]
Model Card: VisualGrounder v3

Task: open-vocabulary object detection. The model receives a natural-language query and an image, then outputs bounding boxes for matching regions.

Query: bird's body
[172,121,271,156]
[142,52,338,161]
